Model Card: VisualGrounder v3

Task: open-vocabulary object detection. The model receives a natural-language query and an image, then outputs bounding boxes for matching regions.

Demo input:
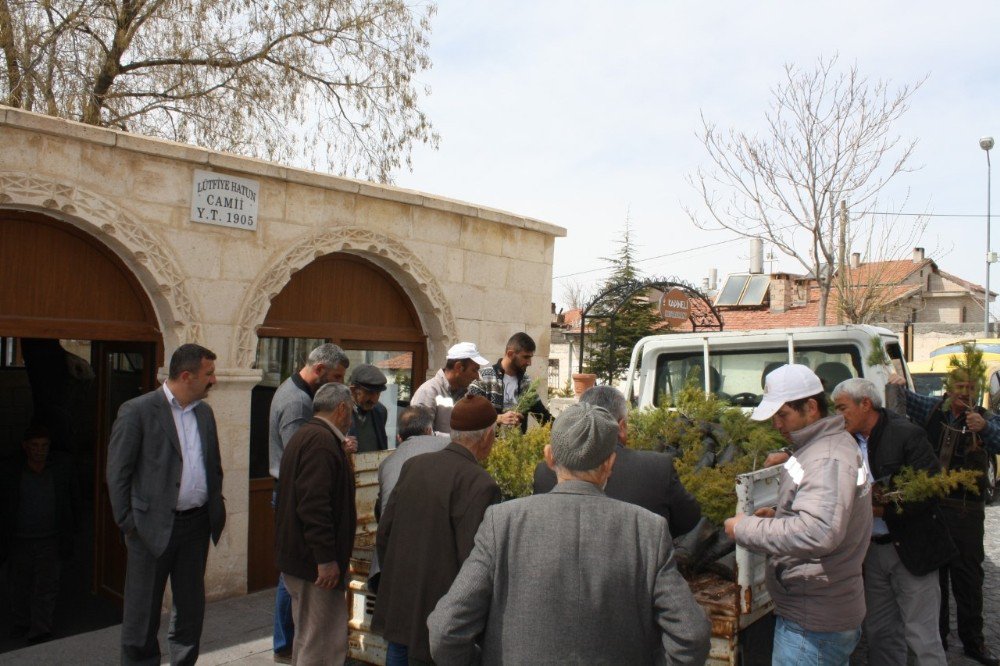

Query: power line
[553,209,989,281]
[553,237,743,279]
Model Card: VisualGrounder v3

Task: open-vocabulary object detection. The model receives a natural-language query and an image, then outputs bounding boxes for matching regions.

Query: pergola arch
[577,278,724,374]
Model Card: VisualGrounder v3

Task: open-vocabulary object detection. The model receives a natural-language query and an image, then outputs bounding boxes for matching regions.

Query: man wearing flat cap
[428,402,711,666]
[373,395,500,665]
[411,342,490,434]
[348,364,390,453]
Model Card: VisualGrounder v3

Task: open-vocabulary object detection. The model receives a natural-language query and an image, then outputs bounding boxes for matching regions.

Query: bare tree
[559,278,592,312]
[0,0,438,182]
[833,208,928,324]
[688,56,924,324]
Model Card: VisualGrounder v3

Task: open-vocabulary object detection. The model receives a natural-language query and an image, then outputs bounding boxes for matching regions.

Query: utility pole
[837,200,848,324]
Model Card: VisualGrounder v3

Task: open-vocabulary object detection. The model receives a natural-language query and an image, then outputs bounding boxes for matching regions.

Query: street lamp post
[982,136,994,337]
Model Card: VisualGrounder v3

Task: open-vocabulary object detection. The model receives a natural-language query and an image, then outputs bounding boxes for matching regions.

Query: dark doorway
[0,211,162,652]
[0,338,155,652]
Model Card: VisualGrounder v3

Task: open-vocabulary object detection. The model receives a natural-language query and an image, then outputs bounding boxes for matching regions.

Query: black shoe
[964,645,1000,666]
[9,625,29,639]
[26,632,52,645]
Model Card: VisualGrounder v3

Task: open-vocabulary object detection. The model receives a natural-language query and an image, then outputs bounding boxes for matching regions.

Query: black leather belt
[871,533,893,545]
[175,504,206,517]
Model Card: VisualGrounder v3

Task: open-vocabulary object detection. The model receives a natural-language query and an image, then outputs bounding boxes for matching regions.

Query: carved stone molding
[0,172,204,345]
[233,227,457,368]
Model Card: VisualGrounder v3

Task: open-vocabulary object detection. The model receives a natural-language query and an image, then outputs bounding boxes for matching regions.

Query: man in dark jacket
[832,378,950,665]
[275,382,357,665]
[373,395,501,665]
[468,332,551,432]
[888,370,1000,666]
[1,426,78,644]
[533,385,701,538]
[348,364,389,452]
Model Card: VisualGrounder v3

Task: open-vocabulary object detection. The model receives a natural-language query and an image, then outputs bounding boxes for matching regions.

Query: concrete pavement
[4,503,998,665]
[0,590,274,666]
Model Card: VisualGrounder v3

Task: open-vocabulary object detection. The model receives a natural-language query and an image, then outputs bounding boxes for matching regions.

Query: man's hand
[315,561,341,589]
[724,513,744,539]
[887,373,906,386]
[497,411,522,426]
[764,451,790,468]
[966,410,988,433]
[342,436,358,454]
[753,506,777,518]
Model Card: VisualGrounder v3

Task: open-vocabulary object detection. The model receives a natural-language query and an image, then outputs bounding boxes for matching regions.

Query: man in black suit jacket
[533,385,701,538]
[348,364,389,452]
[107,344,226,666]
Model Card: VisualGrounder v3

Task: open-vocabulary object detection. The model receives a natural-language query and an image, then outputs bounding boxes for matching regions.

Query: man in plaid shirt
[469,332,551,433]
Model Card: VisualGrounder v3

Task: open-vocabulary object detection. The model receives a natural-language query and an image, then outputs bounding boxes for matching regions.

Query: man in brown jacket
[373,395,500,665]
[275,382,357,665]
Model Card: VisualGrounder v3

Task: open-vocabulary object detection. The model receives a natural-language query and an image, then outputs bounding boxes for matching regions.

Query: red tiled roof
[842,259,930,286]
[375,353,413,370]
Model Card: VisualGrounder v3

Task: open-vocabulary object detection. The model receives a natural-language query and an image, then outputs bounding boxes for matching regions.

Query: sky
[391,1,1000,313]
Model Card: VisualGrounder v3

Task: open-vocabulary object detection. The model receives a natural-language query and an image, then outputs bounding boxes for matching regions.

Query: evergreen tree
[585,223,661,382]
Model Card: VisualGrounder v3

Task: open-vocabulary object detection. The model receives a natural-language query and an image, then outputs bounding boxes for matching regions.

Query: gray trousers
[863,542,947,666]
[284,574,349,666]
[121,508,211,666]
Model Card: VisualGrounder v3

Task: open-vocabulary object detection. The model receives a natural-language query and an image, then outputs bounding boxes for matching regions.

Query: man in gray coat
[428,402,710,666]
[724,364,872,665]
[107,344,227,666]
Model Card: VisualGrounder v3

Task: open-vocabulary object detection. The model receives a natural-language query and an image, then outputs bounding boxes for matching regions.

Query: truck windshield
[653,344,863,408]
[911,372,946,397]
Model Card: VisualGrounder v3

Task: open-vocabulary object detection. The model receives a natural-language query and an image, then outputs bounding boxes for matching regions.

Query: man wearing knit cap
[373,395,500,665]
[411,342,490,434]
[724,364,872,665]
[348,363,389,452]
[428,402,711,666]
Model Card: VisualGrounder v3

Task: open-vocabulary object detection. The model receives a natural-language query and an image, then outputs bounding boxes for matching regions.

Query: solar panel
[715,275,750,305]
[741,274,770,305]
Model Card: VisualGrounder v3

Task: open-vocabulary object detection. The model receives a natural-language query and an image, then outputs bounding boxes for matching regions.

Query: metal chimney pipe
[750,238,764,274]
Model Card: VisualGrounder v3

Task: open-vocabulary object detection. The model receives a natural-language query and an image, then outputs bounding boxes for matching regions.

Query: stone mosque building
[0,107,565,612]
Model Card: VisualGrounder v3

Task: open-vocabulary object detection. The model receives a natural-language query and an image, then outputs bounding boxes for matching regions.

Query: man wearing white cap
[723,364,872,665]
[411,342,490,434]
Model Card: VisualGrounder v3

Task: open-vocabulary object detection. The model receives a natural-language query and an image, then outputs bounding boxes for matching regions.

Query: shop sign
[659,288,690,326]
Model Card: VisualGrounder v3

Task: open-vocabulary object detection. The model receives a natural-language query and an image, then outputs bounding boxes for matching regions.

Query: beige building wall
[0,107,565,598]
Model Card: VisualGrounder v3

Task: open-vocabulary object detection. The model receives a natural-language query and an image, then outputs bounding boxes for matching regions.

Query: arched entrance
[246,251,427,591]
[0,210,163,645]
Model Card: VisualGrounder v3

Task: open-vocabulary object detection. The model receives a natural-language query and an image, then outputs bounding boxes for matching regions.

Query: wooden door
[93,341,156,602]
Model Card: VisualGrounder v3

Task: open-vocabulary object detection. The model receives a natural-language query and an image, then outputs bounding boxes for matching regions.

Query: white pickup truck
[622,324,912,664]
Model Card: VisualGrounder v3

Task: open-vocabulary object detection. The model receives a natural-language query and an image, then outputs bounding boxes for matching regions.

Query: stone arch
[0,172,205,350]
[233,227,458,369]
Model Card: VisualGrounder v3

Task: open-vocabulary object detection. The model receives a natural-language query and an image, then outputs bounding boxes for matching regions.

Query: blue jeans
[273,573,295,653]
[385,641,409,666]
[772,616,860,665]
[272,487,295,654]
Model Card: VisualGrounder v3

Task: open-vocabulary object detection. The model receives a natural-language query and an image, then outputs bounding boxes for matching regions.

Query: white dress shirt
[162,382,208,511]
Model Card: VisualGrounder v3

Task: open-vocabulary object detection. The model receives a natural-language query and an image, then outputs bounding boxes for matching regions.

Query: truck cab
[624,325,911,410]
